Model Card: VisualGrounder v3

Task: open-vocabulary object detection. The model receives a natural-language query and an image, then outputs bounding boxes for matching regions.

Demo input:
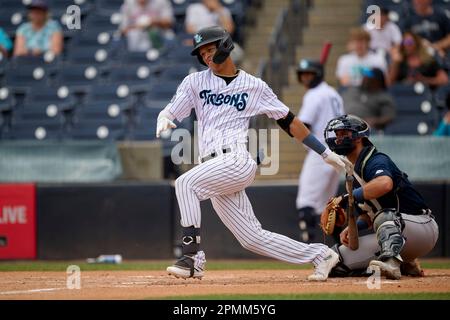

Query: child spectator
[336,28,387,87]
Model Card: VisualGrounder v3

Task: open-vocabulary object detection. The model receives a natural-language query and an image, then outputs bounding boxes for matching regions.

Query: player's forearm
[290,117,328,155]
[289,117,311,142]
[353,176,393,202]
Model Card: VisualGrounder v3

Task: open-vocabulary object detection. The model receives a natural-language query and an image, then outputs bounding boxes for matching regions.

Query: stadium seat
[118,49,164,67]
[70,118,126,140]
[106,65,156,94]
[384,114,436,135]
[23,86,77,112]
[84,83,137,105]
[9,118,64,140]
[66,46,112,68]
[75,100,131,120]
[84,13,123,33]
[96,0,124,16]
[160,63,199,81]
[0,10,25,37]
[0,87,14,113]
[4,65,51,93]
[53,64,101,94]
[145,80,180,100]
[388,83,435,113]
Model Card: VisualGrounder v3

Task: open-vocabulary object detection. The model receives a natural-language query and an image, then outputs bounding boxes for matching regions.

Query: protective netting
[370,136,450,181]
[0,140,122,182]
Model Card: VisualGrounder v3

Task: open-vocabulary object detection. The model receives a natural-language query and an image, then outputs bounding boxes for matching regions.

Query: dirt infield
[1,269,449,299]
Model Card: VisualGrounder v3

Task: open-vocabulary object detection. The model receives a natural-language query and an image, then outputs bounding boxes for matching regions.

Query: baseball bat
[346,175,359,250]
[320,41,332,66]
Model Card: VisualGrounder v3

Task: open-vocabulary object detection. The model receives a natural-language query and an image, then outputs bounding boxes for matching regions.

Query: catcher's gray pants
[338,213,439,270]
[175,144,330,266]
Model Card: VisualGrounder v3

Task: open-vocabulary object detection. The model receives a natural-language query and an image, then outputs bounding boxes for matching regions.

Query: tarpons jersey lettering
[199,90,248,111]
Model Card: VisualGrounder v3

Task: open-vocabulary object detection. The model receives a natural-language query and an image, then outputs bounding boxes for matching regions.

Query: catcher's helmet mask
[296,59,324,88]
[191,26,235,66]
[324,115,371,156]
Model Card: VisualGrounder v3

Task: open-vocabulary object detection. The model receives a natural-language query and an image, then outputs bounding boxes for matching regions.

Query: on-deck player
[156,26,349,281]
[295,59,345,243]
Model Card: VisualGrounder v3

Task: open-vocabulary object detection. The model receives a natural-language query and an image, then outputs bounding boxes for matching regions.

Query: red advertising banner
[0,184,36,259]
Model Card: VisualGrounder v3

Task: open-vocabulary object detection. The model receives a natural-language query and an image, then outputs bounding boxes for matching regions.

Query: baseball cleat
[369,257,401,280]
[308,249,339,281]
[167,251,206,279]
[400,259,424,277]
[167,265,204,279]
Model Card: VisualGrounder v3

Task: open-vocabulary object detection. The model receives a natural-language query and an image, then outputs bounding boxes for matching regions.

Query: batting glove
[321,148,347,173]
[156,110,177,138]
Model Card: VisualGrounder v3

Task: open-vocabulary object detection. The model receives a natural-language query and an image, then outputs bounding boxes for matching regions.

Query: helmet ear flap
[212,35,234,64]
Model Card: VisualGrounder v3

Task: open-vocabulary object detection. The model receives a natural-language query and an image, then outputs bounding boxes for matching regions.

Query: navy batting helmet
[324,115,372,155]
[191,26,234,66]
[296,59,324,88]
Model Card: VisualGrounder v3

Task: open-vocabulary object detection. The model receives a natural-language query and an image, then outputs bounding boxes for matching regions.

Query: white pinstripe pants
[174,144,330,266]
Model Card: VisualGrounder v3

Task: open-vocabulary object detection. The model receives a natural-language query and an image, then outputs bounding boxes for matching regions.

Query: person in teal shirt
[0,27,12,57]
[433,92,450,136]
[13,0,63,57]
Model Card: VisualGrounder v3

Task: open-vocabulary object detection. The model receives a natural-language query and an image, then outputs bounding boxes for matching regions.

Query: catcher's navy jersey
[355,147,429,215]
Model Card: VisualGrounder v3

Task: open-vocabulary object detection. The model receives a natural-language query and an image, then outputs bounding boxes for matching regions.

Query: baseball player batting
[156,26,350,281]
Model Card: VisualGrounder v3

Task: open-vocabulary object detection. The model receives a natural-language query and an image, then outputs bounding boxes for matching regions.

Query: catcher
[320,115,439,279]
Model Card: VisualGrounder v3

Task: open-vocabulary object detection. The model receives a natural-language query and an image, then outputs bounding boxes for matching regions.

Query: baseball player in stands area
[156,26,350,281]
[295,59,345,243]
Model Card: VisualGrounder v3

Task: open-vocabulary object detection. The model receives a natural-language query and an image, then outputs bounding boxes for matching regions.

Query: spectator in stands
[185,0,244,66]
[185,0,235,35]
[0,27,12,58]
[364,7,402,54]
[434,92,450,136]
[336,28,387,87]
[13,0,63,57]
[401,0,450,57]
[342,67,396,131]
[119,0,174,52]
[388,31,449,89]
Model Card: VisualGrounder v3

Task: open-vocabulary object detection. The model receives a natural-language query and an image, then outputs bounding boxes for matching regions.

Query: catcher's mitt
[320,196,347,235]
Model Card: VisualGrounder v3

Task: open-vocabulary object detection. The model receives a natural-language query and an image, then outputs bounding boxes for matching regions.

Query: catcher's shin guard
[298,207,318,242]
[373,209,405,261]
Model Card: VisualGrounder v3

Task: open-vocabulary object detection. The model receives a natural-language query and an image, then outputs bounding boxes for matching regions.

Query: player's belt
[200,147,232,163]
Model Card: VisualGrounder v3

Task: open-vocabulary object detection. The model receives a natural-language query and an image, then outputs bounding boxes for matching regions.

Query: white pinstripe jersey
[166,69,289,156]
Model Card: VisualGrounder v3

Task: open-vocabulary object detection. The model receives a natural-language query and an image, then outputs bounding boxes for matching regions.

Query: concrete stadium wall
[35,182,449,260]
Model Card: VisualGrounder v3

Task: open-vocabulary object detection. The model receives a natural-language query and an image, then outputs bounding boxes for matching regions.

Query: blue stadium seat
[96,0,124,15]
[69,30,114,49]
[75,101,131,120]
[84,84,137,105]
[118,49,164,66]
[145,80,180,100]
[388,83,436,114]
[9,118,64,140]
[23,86,77,112]
[384,114,436,135]
[0,87,14,112]
[66,46,112,67]
[106,65,156,94]
[70,118,126,140]
[53,64,101,94]
[4,65,51,93]
[84,13,122,33]
[165,45,196,62]
[160,63,199,81]
[0,9,25,37]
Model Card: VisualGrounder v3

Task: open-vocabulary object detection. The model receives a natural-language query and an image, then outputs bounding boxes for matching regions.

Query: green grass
[161,292,450,300]
[0,259,449,272]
